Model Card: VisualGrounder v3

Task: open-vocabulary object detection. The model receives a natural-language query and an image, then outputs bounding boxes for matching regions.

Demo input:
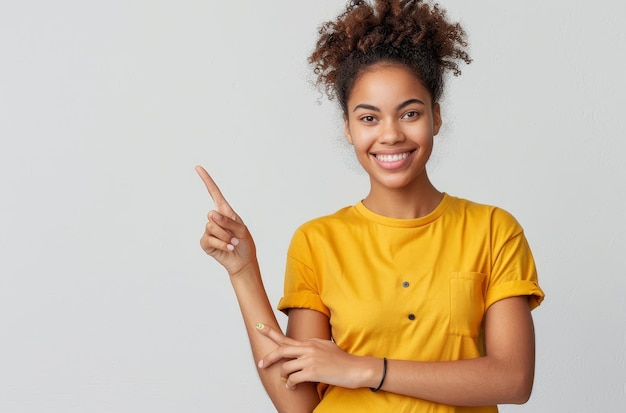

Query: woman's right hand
[195,165,257,277]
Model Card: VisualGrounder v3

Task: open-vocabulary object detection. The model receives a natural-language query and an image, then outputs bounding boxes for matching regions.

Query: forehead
[348,64,432,107]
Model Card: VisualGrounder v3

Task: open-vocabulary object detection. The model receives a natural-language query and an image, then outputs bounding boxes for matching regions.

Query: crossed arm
[260,296,535,407]
[196,166,536,413]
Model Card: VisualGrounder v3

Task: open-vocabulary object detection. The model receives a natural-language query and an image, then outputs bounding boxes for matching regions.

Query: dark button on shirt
[408,313,416,321]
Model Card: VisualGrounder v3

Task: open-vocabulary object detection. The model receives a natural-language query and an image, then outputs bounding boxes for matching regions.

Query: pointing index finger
[195,165,234,214]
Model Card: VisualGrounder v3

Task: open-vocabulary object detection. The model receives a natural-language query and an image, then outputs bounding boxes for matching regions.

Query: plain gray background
[1,0,625,412]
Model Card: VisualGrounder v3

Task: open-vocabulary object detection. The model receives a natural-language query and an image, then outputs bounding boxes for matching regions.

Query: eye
[402,111,419,119]
[360,115,377,123]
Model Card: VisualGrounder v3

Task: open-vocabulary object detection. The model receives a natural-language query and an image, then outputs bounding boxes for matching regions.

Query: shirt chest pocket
[449,272,486,337]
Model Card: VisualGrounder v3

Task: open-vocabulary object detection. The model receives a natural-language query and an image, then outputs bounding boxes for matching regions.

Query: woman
[196,1,544,411]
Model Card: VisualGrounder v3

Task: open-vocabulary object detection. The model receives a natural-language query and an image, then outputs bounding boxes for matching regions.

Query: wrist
[227,259,260,279]
[369,357,387,392]
[354,356,385,389]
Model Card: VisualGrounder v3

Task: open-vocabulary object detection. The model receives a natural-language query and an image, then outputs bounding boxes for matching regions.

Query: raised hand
[255,324,375,391]
[195,165,257,276]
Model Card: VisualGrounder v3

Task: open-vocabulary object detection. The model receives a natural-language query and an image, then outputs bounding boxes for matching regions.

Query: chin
[375,176,421,191]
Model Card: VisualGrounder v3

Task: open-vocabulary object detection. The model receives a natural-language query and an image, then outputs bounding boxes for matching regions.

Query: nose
[380,119,405,145]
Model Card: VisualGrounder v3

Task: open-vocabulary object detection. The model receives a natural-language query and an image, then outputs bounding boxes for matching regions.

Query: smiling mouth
[373,150,415,162]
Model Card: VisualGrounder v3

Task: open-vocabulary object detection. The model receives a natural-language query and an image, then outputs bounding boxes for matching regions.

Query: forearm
[360,297,536,406]
[374,355,533,406]
[228,261,319,413]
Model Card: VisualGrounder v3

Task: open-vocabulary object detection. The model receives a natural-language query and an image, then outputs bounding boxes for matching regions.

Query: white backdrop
[1,1,624,412]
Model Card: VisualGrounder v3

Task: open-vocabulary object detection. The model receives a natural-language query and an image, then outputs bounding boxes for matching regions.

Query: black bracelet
[370,357,387,392]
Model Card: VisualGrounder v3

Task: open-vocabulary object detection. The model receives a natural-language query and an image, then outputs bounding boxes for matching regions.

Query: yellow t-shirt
[278,194,544,413]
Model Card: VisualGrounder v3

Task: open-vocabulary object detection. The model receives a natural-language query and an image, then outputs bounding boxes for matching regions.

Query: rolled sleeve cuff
[486,280,545,311]
[277,292,330,318]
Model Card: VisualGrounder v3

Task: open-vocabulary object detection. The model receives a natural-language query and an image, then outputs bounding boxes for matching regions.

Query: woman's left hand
[256,324,372,390]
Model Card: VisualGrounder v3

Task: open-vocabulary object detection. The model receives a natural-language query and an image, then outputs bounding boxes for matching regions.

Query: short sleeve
[277,229,330,318]
[485,212,545,310]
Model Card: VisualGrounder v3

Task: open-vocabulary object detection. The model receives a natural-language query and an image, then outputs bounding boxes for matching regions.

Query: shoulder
[293,205,357,236]
[446,195,524,237]
[285,205,353,249]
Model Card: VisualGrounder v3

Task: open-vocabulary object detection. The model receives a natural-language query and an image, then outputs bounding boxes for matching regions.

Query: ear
[433,103,442,136]
[343,114,353,145]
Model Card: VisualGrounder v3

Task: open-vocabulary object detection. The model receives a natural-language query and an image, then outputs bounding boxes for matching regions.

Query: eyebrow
[352,98,426,113]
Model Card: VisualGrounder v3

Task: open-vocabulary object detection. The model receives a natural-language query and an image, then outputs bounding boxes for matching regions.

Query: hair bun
[309,0,472,111]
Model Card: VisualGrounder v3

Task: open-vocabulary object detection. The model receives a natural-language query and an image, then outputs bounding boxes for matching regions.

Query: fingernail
[231,238,240,246]
[256,323,264,330]
[226,244,234,251]
[212,211,222,220]
[257,359,264,368]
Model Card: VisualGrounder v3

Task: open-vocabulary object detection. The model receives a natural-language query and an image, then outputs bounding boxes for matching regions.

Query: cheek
[410,124,434,143]
[350,125,377,144]
[351,135,376,156]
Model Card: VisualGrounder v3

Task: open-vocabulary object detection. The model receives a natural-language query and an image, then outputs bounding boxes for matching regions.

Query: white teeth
[375,152,410,162]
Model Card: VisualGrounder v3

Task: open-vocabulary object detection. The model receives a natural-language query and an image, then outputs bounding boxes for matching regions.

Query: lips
[373,149,416,162]
[371,150,416,170]
[374,151,411,162]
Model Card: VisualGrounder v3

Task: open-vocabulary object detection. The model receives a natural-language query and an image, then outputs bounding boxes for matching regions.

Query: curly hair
[309,0,472,114]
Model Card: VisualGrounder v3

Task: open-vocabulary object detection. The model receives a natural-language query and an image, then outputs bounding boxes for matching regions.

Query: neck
[362,177,443,219]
